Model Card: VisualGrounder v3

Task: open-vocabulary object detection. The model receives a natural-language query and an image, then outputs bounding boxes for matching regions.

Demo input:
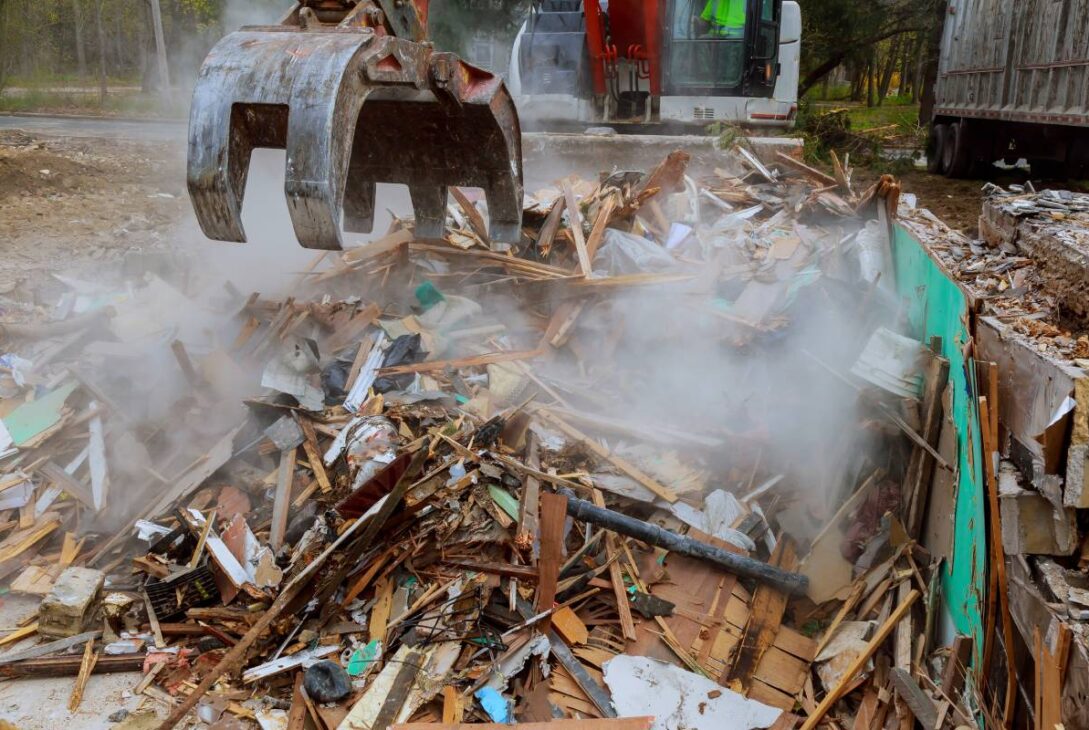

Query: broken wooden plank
[536,492,568,629]
[297,417,332,493]
[773,152,839,187]
[561,180,592,276]
[941,635,973,699]
[66,637,98,711]
[0,630,101,666]
[0,653,142,679]
[516,432,542,561]
[270,447,296,551]
[584,195,618,263]
[450,187,489,244]
[726,538,797,688]
[593,488,636,642]
[799,590,920,730]
[888,667,937,729]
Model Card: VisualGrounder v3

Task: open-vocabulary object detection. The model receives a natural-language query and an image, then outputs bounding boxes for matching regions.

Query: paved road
[0,113,185,142]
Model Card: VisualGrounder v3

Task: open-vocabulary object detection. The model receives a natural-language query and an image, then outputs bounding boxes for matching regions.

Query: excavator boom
[187,0,523,250]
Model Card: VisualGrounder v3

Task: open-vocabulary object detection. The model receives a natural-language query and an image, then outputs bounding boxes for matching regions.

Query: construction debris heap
[0,146,977,729]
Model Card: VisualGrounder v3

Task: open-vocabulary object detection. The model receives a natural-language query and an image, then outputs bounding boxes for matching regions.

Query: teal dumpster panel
[891,222,985,663]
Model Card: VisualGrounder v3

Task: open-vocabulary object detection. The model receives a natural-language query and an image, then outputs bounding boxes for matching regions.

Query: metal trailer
[929,0,1089,178]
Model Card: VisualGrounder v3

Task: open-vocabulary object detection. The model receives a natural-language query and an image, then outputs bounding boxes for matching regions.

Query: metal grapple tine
[188,29,523,250]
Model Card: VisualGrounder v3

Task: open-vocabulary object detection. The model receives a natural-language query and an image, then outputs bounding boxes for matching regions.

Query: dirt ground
[0,130,186,307]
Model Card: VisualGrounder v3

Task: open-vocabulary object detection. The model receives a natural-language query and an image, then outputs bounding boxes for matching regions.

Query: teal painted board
[2,381,79,446]
[890,223,985,665]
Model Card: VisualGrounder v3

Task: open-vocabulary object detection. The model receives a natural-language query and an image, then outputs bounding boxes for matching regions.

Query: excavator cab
[187,0,524,250]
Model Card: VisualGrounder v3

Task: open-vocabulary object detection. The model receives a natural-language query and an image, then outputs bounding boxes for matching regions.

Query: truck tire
[945,122,974,178]
[1030,159,1065,180]
[927,124,948,174]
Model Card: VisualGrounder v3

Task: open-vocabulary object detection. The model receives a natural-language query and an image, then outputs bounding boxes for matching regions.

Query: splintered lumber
[159,443,426,729]
[1034,621,1071,730]
[287,672,307,730]
[67,638,98,711]
[536,492,568,627]
[0,630,101,666]
[393,721,654,730]
[592,489,636,642]
[888,667,937,728]
[297,417,332,493]
[377,349,543,377]
[158,493,375,728]
[561,180,592,276]
[535,410,678,503]
[269,447,296,551]
[516,433,542,560]
[516,597,617,718]
[774,152,838,187]
[799,590,920,730]
[450,187,489,243]
[941,635,973,699]
[904,348,949,538]
[979,389,1017,726]
[584,196,618,262]
[726,538,797,687]
[564,496,808,595]
[0,623,37,648]
[0,653,143,679]
[441,685,463,724]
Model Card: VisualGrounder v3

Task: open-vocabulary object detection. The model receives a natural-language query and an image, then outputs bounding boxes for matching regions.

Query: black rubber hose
[562,493,809,596]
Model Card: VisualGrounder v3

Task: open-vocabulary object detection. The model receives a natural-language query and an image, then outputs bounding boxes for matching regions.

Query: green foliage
[706,121,744,150]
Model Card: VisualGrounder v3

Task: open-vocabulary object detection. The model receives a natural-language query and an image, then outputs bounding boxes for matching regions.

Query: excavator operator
[699,0,746,39]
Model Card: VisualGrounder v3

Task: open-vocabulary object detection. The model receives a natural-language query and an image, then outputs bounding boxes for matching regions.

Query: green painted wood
[890,223,985,666]
[2,381,79,447]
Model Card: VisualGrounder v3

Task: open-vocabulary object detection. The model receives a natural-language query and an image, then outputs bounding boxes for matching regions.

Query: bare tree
[72,0,87,77]
[94,0,107,101]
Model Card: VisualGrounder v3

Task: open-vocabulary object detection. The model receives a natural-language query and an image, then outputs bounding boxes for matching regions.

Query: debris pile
[0,146,977,729]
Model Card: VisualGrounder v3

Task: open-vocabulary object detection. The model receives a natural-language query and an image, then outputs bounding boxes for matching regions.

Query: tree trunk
[877,35,903,105]
[95,0,107,102]
[865,58,875,107]
[72,0,88,77]
[911,32,926,104]
[919,0,947,124]
[849,64,863,102]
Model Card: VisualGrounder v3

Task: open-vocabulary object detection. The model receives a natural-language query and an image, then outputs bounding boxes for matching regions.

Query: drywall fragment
[603,655,781,730]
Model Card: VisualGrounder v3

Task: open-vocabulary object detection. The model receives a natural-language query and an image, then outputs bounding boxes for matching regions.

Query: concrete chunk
[38,567,105,638]
[999,463,1078,556]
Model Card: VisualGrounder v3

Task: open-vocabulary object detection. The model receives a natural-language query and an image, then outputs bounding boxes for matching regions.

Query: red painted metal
[642,0,661,95]
[583,0,609,95]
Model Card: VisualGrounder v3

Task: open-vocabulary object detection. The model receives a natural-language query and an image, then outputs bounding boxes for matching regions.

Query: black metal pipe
[562,494,809,596]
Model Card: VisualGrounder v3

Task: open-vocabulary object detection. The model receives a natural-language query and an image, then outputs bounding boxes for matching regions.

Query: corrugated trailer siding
[936,0,1089,126]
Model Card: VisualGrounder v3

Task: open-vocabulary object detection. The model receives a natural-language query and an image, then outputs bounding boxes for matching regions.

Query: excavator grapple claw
[187,26,523,250]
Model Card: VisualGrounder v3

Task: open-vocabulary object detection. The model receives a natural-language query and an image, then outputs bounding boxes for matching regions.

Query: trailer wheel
[1030,159,1066,180]
[945,122,974,178]
[927,124,948,174]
